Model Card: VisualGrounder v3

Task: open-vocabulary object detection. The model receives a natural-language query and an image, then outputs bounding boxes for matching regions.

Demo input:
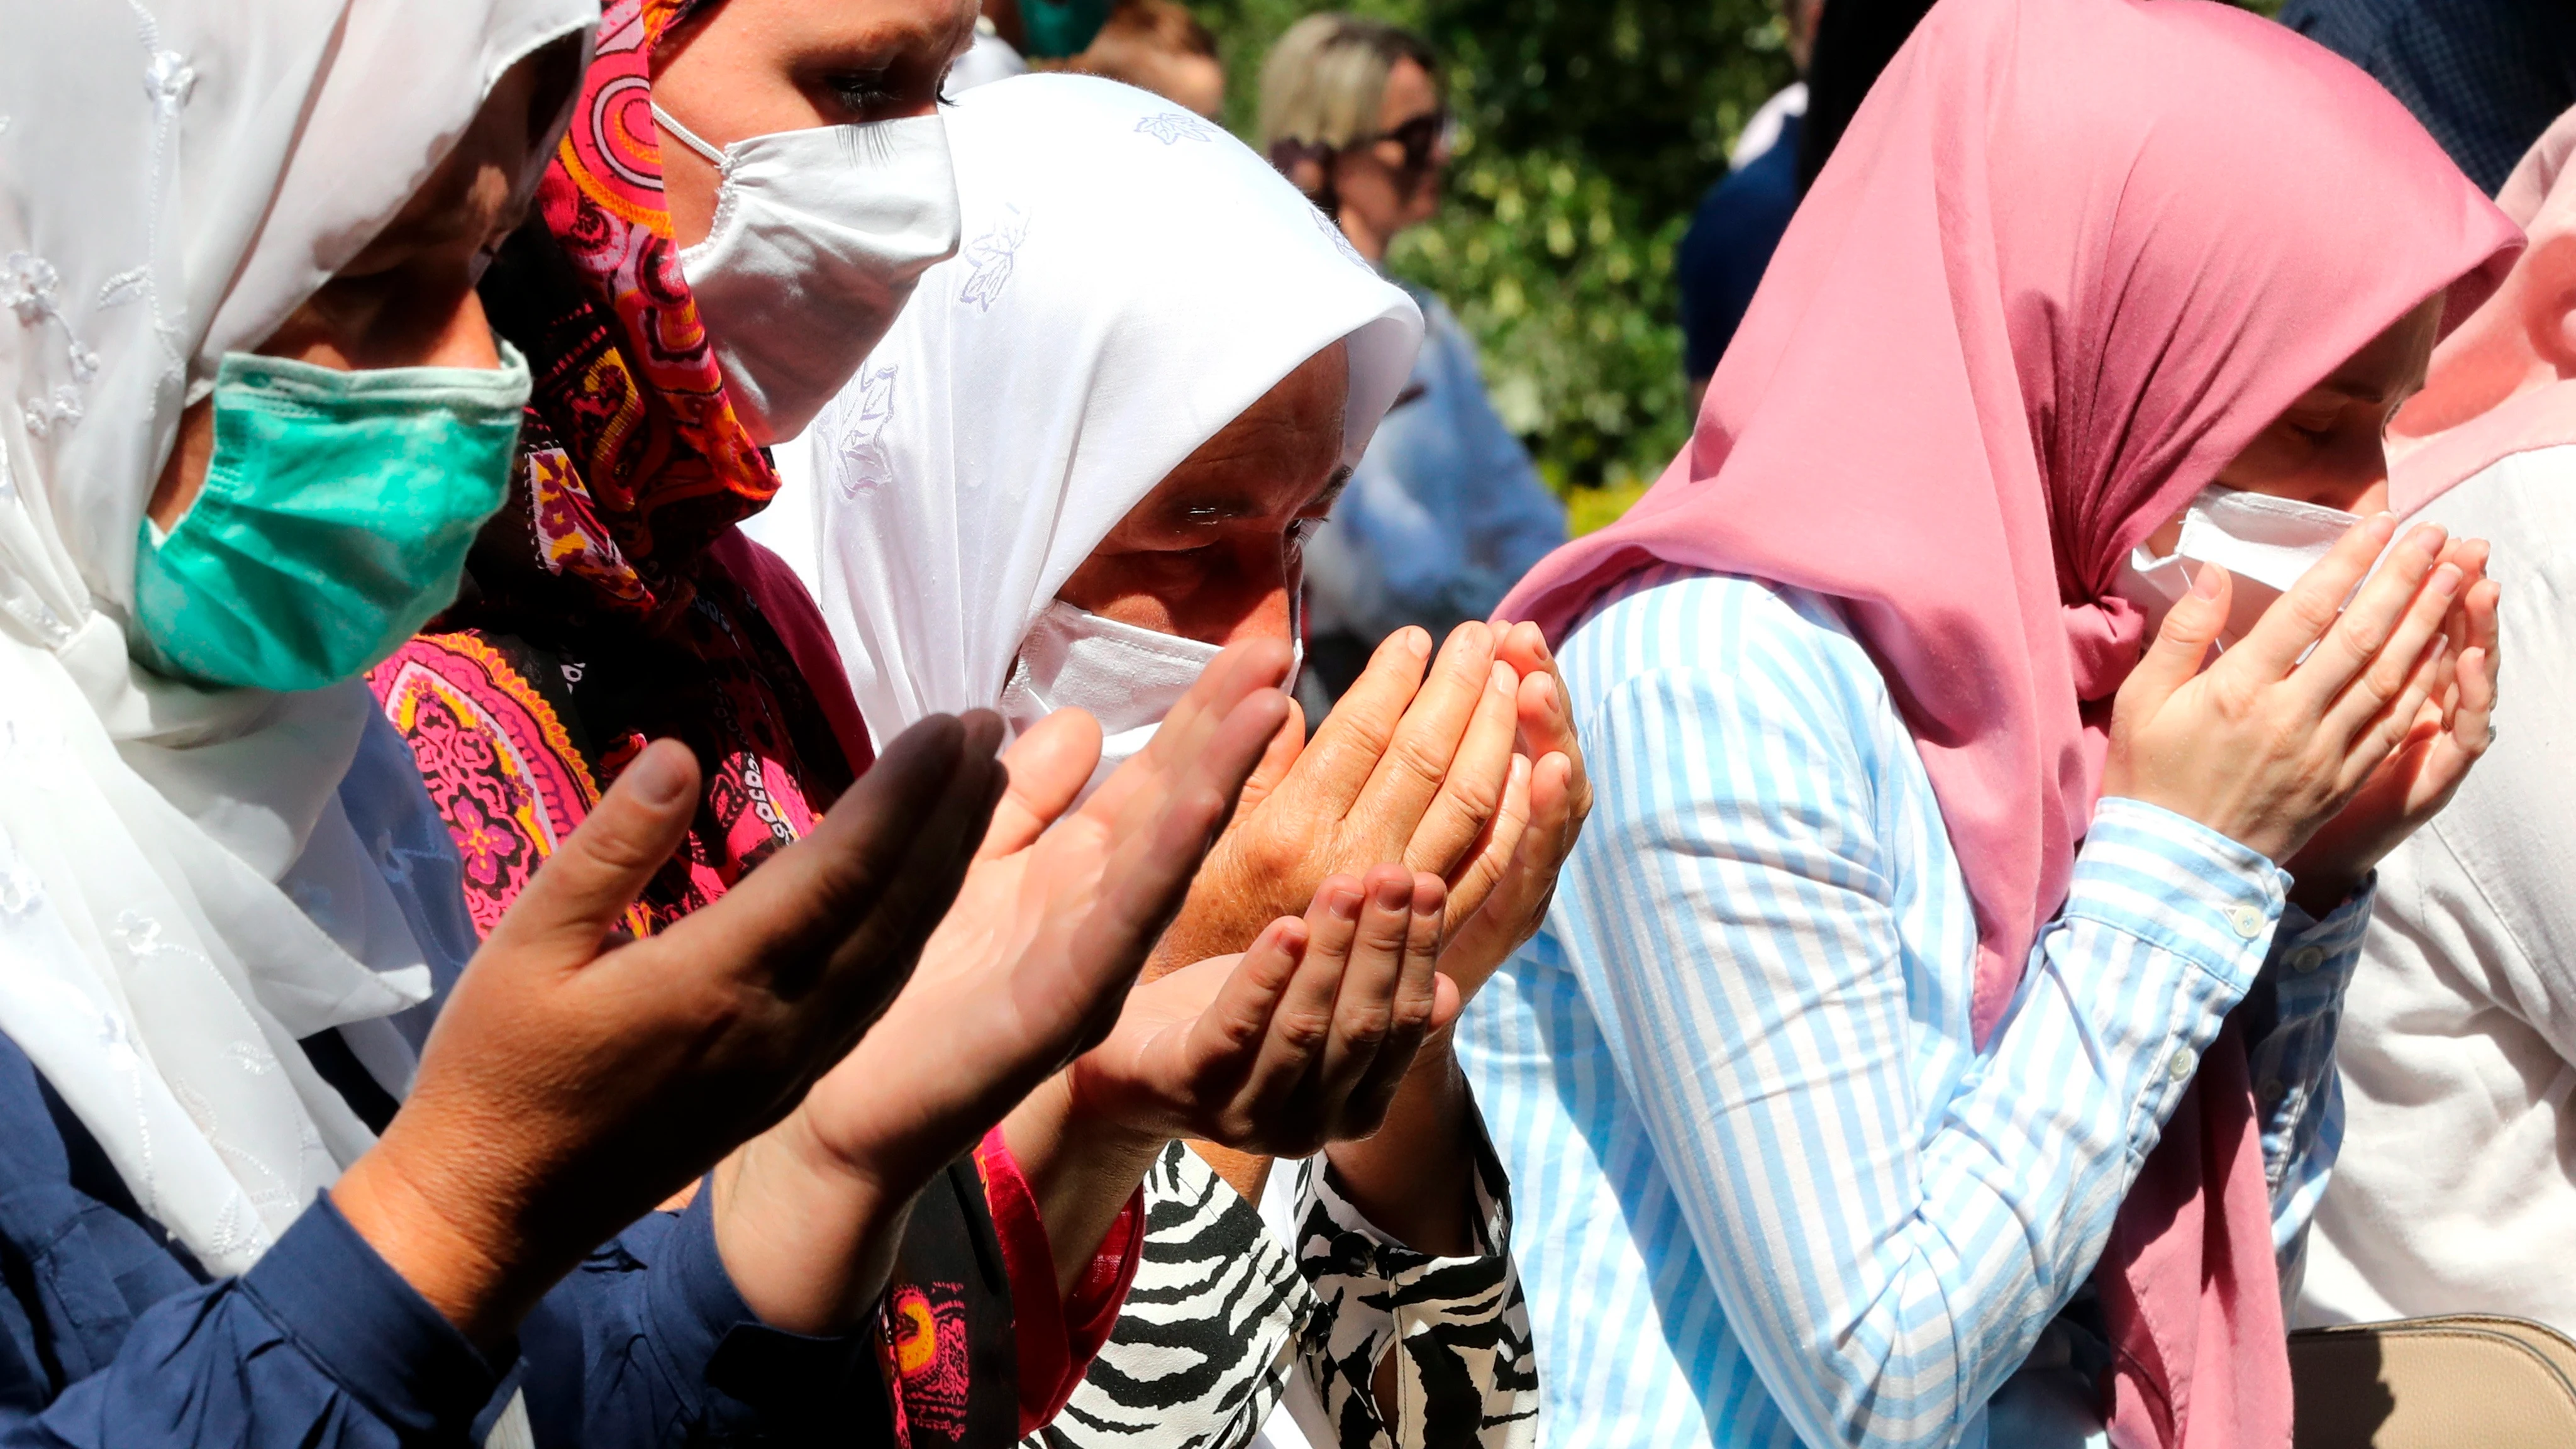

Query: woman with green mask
[0,0,1302,1442]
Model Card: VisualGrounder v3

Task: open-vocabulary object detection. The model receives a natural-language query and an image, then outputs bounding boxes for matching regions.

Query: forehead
[1128,346,1350,525]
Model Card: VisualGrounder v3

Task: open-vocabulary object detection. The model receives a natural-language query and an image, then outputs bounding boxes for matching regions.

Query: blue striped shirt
[1456,569,2368,1449]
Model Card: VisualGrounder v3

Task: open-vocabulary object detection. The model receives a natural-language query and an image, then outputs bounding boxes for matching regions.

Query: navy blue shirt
[0,1028,891,1447]
[1676,113,1804,381]
[2279,0,2576,195]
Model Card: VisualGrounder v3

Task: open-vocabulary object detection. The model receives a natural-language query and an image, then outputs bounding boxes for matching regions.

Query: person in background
[2279,0,2576,196]
[373,1,1331,1439]
[0,2,1292,1443]
[1675,0,1823,416]
[760,74,1582,1447]
[1260,15,1564,708]
[2300,104,2576,1341]
[1457,0,2513,1443]
[952,0,1118,93]
[1794,0,1935,194]
[1056,0,1226,119]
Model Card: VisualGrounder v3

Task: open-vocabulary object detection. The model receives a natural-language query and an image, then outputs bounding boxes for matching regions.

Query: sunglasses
[1360,109,1453,172]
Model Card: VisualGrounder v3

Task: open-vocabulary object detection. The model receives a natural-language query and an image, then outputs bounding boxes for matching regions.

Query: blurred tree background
[1189,0,1796,525]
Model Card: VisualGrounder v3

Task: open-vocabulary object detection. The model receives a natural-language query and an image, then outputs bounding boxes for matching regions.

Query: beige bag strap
[2291,1315,2576,1448]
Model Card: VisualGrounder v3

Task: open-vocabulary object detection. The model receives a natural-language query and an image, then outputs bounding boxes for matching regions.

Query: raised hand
[709,640,1294,1330]
[1435,619,1594,1003]
[2283,533,2501,911]
[1153,621,1524,976]
[333,715,1007,1346]
[1065,865,1453,1155]
[2104,514,2497,911]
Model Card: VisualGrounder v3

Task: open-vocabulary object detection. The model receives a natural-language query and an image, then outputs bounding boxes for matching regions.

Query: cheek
[2212,425,2392,514]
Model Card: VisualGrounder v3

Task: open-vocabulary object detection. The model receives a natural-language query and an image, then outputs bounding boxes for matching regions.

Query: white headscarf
[752,75,1422,743]
[0,0,591,1274]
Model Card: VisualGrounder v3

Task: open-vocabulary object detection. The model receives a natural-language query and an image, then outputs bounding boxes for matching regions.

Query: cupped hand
[1152,621,1524,975]
[2103,514,2487,886]
[2283,534,2500,911]
[708,641,1295,1331]
[334,714,1007,1346]
[1433,620,1594,1008]
[1065,865,1454,1157]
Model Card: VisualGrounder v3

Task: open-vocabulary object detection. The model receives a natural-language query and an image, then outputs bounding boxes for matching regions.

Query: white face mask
[999,599,1302,801]
[2113,485,2362,647]
[655,105,962,445]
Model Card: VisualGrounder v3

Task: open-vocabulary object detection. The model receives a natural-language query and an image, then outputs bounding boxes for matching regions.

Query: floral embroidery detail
[1311,205,1371,270]
[1134,110,1221,145]
[959,206,1031,313]
[144,50,197,109]
[883,1281,974,1443]
[4,252,57,324]
[833,364,899,495]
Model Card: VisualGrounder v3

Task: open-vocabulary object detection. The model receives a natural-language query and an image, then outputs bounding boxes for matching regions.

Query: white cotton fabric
[748,74,1421,742]
[0,0,592,1274]
[2300,445,2576,1336]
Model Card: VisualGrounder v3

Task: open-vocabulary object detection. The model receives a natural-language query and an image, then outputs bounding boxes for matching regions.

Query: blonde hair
[1257,13,1438,153]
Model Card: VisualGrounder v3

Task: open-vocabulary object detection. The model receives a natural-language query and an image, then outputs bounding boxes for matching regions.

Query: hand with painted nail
[2104,514,2498,909]
[332,714,1009,1347]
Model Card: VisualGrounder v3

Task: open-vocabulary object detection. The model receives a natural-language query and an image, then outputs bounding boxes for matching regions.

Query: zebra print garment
[1024,1129,1536,1449]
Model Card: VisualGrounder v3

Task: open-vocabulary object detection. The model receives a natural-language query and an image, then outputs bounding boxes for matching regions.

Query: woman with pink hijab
[2302,106,2576,1342]
[1450,0,2513,1445]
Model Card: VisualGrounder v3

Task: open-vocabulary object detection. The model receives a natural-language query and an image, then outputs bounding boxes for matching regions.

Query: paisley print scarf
[369,0,864,937]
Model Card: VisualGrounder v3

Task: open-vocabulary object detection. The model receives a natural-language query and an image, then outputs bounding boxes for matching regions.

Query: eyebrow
[1168,465,1353,526]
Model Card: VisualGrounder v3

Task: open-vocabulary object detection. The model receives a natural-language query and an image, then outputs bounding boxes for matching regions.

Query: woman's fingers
[1237,876,1363,1114]
[1174,922,1305,1090]
[2312,554,2461,748]
[979,709,1102,862]
[1401,660,1525,893]
[1345,622,1499,850]
[2223,512,2399,680]
[1334,870,1448,1138]
[1282,626,1433,812]
[1230,697,1307,819]
[1089,638,1292,827]
[2282,522,2448,720]
[482,738,699,967]
[1439,752,1534,936]
[2116,562,2232,718]
[1315,867,1420,1105]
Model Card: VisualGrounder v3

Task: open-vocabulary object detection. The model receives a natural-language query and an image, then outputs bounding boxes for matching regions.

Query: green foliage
[1189,0,1791,496]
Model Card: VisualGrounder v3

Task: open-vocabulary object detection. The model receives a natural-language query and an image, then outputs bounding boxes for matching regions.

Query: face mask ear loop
[651,103,731,169]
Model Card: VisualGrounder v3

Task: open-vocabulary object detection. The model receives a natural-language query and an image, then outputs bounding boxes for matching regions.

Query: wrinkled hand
[2104,515,2489,902]
[707,642,1294,1331]
[786,640,1293,1186]
[1153,622,1523,975]
[1432,620,1594,1009]
[1067,865,1453,1158]
[2284,534,2499,911]
[335,716,1006,1346]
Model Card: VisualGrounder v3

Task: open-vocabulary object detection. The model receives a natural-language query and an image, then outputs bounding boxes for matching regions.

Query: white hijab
[752,75,1421,743]
[0,0,591,1274]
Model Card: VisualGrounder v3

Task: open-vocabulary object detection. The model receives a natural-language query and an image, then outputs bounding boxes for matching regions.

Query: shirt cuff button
[2167,1046,2199,1082]
[2290,945,2324,974]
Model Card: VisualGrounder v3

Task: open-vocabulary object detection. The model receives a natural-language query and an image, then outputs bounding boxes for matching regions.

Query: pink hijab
[2389,104,2576,514]
[1496,0,2516,1443]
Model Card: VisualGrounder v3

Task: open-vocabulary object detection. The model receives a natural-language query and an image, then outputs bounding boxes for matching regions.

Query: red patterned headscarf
[370,0,870,936]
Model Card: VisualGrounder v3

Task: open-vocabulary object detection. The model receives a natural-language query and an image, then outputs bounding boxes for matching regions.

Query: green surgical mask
[135,342,530,692]
[1018,0,1111,58]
